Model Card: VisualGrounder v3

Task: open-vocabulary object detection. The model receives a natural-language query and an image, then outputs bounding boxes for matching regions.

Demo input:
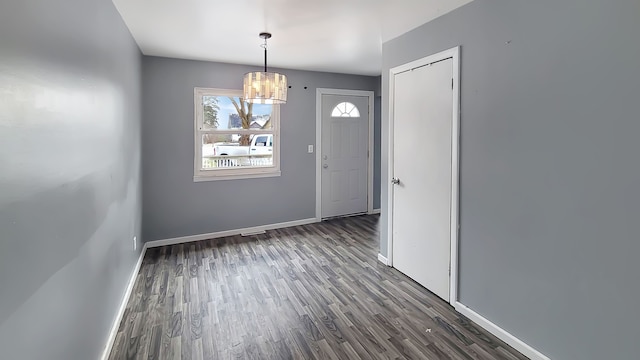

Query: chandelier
[243,32,288,104]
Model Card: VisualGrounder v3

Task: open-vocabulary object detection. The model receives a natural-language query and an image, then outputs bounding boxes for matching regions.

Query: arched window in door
[331,102,361,117]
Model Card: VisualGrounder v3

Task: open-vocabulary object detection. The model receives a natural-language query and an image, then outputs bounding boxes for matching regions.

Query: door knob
[323,164,328,169]
[391,177,400,185]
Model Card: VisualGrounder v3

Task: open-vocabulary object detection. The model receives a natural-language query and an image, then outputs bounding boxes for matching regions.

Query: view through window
[194,88,280,181]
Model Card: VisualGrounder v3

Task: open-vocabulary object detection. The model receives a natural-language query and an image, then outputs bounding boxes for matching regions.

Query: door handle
[391,177,400,185]
[323,164,329,169]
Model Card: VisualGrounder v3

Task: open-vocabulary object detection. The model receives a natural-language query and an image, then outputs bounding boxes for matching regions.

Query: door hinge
[451,78,454,89]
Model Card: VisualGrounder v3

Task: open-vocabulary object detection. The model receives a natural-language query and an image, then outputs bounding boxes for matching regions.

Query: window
[331,102,360,117]
[194,87,280,181]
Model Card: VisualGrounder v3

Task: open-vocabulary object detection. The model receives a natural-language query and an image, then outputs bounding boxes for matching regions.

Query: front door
[392,58,454,302]
[321,94,369,219]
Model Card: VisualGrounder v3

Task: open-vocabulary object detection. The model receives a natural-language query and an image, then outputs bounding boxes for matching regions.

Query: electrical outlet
[308,145,314,153]
[133,236,137,250]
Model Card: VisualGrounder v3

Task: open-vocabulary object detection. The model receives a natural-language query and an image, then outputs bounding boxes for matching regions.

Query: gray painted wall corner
[0,0,143,358]
[381,0,640,359]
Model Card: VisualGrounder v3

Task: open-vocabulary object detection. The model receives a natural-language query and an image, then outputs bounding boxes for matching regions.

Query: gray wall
[373,95,382,210]
[142,56,378,241]
[0,0,142,359]
[381,0,640,359]
[373,76,382,210]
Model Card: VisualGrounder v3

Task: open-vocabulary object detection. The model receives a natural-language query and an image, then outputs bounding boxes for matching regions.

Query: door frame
[316,88,375,221]
[387,46,460,304]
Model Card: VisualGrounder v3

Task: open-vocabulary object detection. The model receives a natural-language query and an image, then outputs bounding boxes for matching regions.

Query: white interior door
[392,59,453,302]
[321,94,369,218]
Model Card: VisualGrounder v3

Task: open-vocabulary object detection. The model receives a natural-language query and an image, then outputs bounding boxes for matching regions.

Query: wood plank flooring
[109,215,527,360]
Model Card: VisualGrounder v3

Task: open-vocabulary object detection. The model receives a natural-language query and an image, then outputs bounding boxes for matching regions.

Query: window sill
[193,170,281,182]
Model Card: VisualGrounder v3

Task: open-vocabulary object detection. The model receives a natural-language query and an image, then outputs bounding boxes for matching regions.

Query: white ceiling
[112,0,472,76]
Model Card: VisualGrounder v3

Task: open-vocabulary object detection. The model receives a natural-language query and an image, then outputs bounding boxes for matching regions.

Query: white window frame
[193,87,281,182]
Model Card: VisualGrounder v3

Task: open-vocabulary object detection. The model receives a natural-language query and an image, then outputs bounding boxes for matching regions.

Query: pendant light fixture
[243,32,288,104]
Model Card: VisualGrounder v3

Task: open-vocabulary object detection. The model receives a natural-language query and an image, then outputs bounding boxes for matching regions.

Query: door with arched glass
[320,94,369,218]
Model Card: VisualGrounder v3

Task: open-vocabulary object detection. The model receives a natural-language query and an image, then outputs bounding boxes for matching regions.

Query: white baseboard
[454,302,550,360]
[377,253,390,266]
[371,208,381,214]
[145,218,318,248]
[101,243,148,360]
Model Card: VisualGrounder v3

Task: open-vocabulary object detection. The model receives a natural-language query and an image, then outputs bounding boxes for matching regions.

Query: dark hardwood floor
[109,215,527,360]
